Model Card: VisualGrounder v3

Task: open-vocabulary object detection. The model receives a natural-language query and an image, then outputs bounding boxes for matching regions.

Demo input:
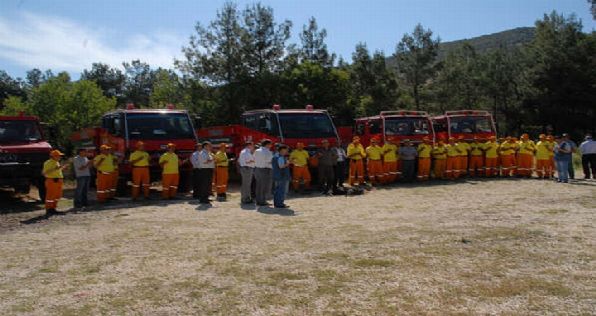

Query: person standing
[214,143,229,201]
[347,136,366,186]
[445,137,461,179]
[272,145,291,208]
[517,133,536,178]
[93,145,114,203]
[73,148,92,208]
[482,136,499,177]
[238,141,256,204]
[289,142,311,192]
[431,139,447,179]
[108,147,120,199]
[546,135,556,179]
[468,137,484,177]
[42,150,68,216]
[455,136,471,177]
[381,137,399,183]
[189,143,203,199]
[159,143,179,199]
[535,134,552,179]
[334,143,347,188]
[499,137,516,177]
[317,139,338,194]
[365,137,384,185]
[197,142,215,204]
[579,134,596,179]
[416,137,432,181]
[254,139,273,206]
[398,139,418,182]
[129,141,150,200]
[563,133,577,179]
[554,136,572,183]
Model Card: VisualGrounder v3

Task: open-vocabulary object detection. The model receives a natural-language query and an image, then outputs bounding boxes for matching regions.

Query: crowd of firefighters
[40,132,594,215]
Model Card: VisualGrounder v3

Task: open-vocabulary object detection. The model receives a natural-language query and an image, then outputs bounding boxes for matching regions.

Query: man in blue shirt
[554,135,572,183]
[272,144,290,208]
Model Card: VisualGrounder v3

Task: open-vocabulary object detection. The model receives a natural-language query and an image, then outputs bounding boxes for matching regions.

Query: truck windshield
[449,116,493,133]
[278,113,336,139]
[385,117,431,136]
[127,113,195,140]
[0,121,42,143]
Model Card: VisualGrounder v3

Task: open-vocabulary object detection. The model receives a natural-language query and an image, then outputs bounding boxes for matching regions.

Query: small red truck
[353,110,435,147]
[0,113,53,200]
[198,104,341,159]
[70,105,200,194]
[431,110,497,141]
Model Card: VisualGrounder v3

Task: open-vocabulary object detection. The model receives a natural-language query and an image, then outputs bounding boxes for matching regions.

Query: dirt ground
[0,178,595,315]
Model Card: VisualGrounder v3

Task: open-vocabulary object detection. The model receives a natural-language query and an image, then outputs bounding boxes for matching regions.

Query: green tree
[299,17,334,66]
[122,60,155,106]
[394,23,440,110]
[0,70,25,106]
[435,43,483,111]
[81,63,125,101]
[149,69,188,108]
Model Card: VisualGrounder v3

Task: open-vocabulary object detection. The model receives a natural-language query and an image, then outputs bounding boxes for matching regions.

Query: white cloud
[0,12,185,73]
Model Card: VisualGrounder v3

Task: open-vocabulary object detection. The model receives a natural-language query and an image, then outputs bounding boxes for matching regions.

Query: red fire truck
[70,105,200,194]
[431,110,496,141]
[198,104,340,158]
[0,113,53,200]
[353,110,435,147]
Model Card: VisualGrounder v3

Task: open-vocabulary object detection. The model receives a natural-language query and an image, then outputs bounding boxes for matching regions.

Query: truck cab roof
[103,108,190,116]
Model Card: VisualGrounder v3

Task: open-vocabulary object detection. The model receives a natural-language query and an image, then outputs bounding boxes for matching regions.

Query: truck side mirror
[193,115,202,130]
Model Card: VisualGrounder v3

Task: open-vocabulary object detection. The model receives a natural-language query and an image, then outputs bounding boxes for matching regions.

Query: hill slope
[387,27,535,66]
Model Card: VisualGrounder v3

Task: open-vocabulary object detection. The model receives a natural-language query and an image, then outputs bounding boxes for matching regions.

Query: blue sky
[0,0,594,78]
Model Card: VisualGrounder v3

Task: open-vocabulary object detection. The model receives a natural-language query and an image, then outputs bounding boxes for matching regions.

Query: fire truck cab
[0,113,52,199]
[198,104,340,159]
[70,105,200,194]
[432,110,496,141]
[353,110,435,147]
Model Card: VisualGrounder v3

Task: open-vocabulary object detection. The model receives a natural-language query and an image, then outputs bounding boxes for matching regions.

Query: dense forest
[1,3,595,148]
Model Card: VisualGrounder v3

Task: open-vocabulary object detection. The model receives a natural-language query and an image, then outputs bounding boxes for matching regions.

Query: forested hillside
[1,4,594,150]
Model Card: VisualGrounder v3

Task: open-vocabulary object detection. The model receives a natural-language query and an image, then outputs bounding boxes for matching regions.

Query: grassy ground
[0,178,594,315]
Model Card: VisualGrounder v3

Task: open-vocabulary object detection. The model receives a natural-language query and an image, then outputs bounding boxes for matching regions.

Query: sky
[0,0,594,78]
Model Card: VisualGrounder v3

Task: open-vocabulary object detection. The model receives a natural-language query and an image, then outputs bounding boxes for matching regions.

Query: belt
[217,166,228,168]
[368,159,381,161]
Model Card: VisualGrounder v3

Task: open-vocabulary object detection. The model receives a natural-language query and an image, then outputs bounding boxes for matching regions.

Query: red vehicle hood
[0,141,52,154]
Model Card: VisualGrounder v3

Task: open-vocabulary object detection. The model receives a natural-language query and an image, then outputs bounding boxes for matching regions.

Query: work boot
[45,208,57,216]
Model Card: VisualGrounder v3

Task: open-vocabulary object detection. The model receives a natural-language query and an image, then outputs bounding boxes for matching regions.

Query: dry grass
[0,178,595,315]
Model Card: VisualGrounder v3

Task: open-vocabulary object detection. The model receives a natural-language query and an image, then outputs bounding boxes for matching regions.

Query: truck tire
[36,177,46,202]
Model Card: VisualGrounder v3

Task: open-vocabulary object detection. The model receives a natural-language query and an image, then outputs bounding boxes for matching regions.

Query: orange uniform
[468,141,485,177]
[366,143,384,185]
[130,147,150,199]
[290,145,311,190]
[417,141,432,181]
[42,151,65,212]
[159,149,179,199]
[347,138,366,185]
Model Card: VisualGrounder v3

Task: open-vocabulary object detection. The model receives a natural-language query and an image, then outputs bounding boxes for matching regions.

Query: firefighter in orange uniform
[214,143,229,201]
[42,150,68,216]
[94,145,114,203]
[416,136,432,181]
[483,136,499,177]
[365,137,384,185]
[347,136,366,186]
[431,139,447,179]
[510,137,520,176]
[445,137,461,179]
[468,137,485,177]
[289,142,311,191]
[499,137,516,177]
[535,134,552,179]
[381,137,399,183]
[129,141,150,200]
[108,147,119,199]
[517,133,536,177]
[456,135,471,176]
[159,143,179,199]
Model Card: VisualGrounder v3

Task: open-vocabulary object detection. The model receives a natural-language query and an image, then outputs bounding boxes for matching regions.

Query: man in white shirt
[238,141,256,204]
[254,139,273,206]
[197,142,215,204]
[579,134,596,179]
[189,143,202,198]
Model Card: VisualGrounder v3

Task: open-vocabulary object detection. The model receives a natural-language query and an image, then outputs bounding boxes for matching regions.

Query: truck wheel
[36,177,46,201]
